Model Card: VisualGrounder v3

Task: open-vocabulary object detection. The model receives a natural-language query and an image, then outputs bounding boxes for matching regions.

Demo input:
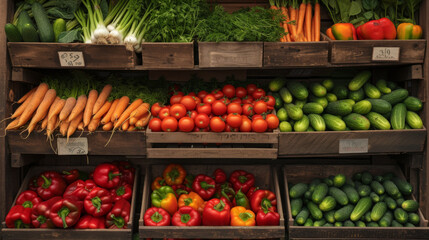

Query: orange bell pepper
[151,186,178,216]
[230,206,255,226]
[151,177,166,191]
[330,23,357,40]
[163,164,186,185]
[178,192,205,214]
[397,23,423,39]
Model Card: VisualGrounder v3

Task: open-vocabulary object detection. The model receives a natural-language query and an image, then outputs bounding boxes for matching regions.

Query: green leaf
[337,0,352,22]
[100,0,109,19]
[362,0,378,10]
[349,1,362,16]
[46,7,75,20]
[350,16,366,25]
[58,29,82,43]
[363,11,373,19]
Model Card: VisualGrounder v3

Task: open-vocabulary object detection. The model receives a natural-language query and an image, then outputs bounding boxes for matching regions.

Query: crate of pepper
[1,162,138,240]
[139,164,284,239]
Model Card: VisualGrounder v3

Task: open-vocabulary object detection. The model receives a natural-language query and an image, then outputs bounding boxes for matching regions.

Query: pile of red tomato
[148,84,279,132]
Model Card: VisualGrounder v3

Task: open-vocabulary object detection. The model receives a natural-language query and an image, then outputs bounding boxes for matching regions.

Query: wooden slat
[11,68,41,84]
[147,148,278,159]
[198,42,263,68]
[7,43,136,69]
[141,42,194,69]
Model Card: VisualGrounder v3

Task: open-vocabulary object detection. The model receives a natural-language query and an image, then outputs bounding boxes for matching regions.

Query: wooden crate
[198,42,263,68]
[1,165,139,240]
[278,128,427,157]
[7,43,136,69]
[141,42,194,69]
[263,35,330,67]
[283,164,429,239]
[139,164,284,239]
[145,128,278,159]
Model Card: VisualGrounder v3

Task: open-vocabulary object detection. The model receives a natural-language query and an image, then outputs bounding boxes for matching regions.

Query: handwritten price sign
[339,139,369,154]
[57,138,88,155]
[372,47,400,62]
[58,51,85,67]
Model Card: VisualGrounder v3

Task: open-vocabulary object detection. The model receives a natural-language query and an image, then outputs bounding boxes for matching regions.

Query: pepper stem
[180,213,191,224]
[184,198,193,206]
[92,196,102,213]
[213,199,225,212]
[262,198,272,211]
[111,214,125,228]
[58,207,70,228]
[168,168,180,182]
[108,172,122,181]
[238,175,247,184]
[116,186,125,196]
[22,201,33,208]
[151,211,163,223]
[15,219,23,229]
[62,171,71,175]
[37,215,47,224]
[239,212,253,222]
[200,181,215,190]
[41,175,52,189]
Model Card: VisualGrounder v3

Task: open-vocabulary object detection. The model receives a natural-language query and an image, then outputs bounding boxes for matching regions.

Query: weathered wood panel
[141,42,194,69]
[139,165,284,239]
[198,42,263,68]
[7,43,136,69]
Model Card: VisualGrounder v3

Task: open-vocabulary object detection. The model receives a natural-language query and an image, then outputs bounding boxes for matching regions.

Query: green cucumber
[343,113,371,130]
[379,211,393,227]
[392,177,413,196]
[326,93,337,102]
[295,99,307,108]
[366,112,391,130]
[313,219,326,226]
[404,96,423,112]
[329,187,349,206]
[334,204,354,222]
[322,79,334,91]
[344,220,355,227]
[355,220,366,227]
[324,178,334,187]
[309,179,322,191]
[391,103,407,130]
[32,2,55,42]
[304,218,314,226]
[342,185,360,204]
[370,192,380,203]
[307,202,323,220]
[294,115,309,132]
[401,200,419,212]
[384,180,401,199]
[353,172,363,181]
[381,89,409,105]
[326,101,353,116]
[332,85,349,100]
[319,196,337,212]
[291,198,303,217]
[21,23,40,42]
[357,185,371,197]
[394,208,408,224]
[279,121,292,132]
[366,99,392,114]
[17,11,35,34]
[367,222,379,227]
[391,220,403,227]
[406,111,423,129]
[5,23,22,42]
[310,82,327,97]
[269,78,286,92]
[384,197,397,210]
[53,18,66,42]
[349,70,372,91]
[323,114,347,131]
[285,104,304,121]
[376,79,392,94]
[361,172,373,185]
[386,81,399,90]
[276,108,288,121]
[364,211,372,223]
[370,181,385,195]
[296,207,310,225]
[405,223,416,227]
[364,83,381,99]
[371,202,387,221]
[289,183,308,199]
[349,89,365,102]
[334,222,343,227]
[325,210,336,223]
[303,102,324,114]
[309,95,328,108]
[279,88,293,103]
[312,183,329,204]
[287,81,308,100]
[408,213,420,225]
[308,114,326,131]
[333,174,346,187]
[350,197,372,221]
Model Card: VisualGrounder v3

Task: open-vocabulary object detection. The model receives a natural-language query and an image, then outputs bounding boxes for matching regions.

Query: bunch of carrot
[270,0,320,42]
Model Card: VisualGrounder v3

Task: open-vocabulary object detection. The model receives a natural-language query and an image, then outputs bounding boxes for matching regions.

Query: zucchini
[289,183,308,199]
[334,204,354,222]
[342,185,360,204]
[350,197,372,221]
[307,202,323,220]
[391,103,407,130]
[308,114,326,131]
[394,208,408,224]
[32,2,55,42]
[381,88,409,105]
[291,198,303,217]
[370,202,387,221]
[312,183,329,204]
[364,83,381,99]
[329,187,349,206]
[349,70,371,91]
[4,23,22,42]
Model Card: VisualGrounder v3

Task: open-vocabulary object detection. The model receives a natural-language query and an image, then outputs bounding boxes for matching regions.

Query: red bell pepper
[31,196,62,228]
[246,186,259,199]
[219,196,232,209]
[93,163,122,189]
[113,161,135,186]
[202,198,231,226]
[229,170,255,194]
[16,190,42,208]
[256,209,280,226]
[250,190,277,213]
[192,174,216,200]
[213,168,227,184]
[62,169,80,184]
[37,171,67,200]
[329,23,357,40]
[63,179,97,201]
[357,18,396,40]
[172,206,201,226]
[75,215,106,229]
[84,187,114,217]
[5,205,32,228]
[111,184,132,202]
[28,177,38,191]
[172,184,190,198]
[143,207,171,226]
[49,197,83,228]
[214,182,235,201]
[105,199,130,229]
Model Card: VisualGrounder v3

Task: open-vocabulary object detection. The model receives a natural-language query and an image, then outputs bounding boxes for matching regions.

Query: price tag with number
[58,51,85,67]
[57,138,88,155]
[372,47,400,62]
[339,139,368,154]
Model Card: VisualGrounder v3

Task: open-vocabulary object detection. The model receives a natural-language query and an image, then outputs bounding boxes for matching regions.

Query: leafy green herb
[58,29,82,43]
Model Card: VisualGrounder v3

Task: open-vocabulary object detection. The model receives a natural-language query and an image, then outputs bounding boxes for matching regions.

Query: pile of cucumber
[269,70,424,132]
[289,171,421,227]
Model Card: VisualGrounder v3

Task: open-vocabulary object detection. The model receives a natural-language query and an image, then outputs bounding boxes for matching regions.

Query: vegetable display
[5,162,135,229]
[289,171,421,227]
[144,164,280,227]
[270,71,424,132]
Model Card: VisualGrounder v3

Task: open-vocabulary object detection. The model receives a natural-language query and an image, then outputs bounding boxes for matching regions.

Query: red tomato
[158,107,170,120]
[222,84,236,98]
[252,114,263,121]
[236,87,247,99]
[227,103,243,114]
[224,124,238,132]
[168,85,181,96]
[210,117,225,132]
[252,118,268,133]
[220,97,230,105]
[252,88,266,100]
[212,89,224,100]
[254,100,268,114]
[149,118,162,132]
[240,116,252,132]
[170,94,183,105]
[212,100,227,116]
[161,117,178,132]
[178,117,194,132]
[246,84,257,95]
[266,114,280,129]
[203,94,216,104]
[194,97,201,106]
[230,98,242,104]
[180,96,197,111]
[197,90,208,100]
[242,103,254,116]
[150,103,162,117]
[226,113,242,128]
[194,127,210,132]
[197,103,212,115]
[188,110,198,120]
[188,92,196,97]
[170,104,187,119]
[194,113,210,128]
[265,96,276,108]
[241,96,254,104]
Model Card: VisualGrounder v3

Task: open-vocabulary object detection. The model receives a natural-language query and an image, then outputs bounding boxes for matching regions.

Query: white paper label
[339,139,368,154]
[372,47,400,61]
[58,51,85,67]
[57,138,88,155]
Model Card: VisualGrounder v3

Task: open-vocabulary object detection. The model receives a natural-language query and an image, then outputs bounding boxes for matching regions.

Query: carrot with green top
[296,0,307,41]
[114,98,143,129]
[92,84,112,115]
[59,97,77,122]
[83,89,98,127]
[88,118,101,132]
[314,0,320,41]
[60,120,70,136]
[68,95,87,123]
[16,83,49,128]
[93,100,112,120]
[67,112,83,141]
[305,0,312,42]
[101,99,119,124]
[23,88,57,136]
[111,96,130,122]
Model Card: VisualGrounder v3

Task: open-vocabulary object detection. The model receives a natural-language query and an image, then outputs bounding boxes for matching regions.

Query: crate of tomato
[2,162,138,240]
[139,164,284,239]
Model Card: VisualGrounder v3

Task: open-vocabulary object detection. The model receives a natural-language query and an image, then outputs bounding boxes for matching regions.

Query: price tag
[57,138,88,155]
[372,47,400,62]
[339,139,368,154]
[58,51,85,67]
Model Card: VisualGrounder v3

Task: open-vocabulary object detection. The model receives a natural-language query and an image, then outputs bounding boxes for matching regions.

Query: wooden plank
[11,68,42,84]
[139,165,285,239]
[198,42,263,68]
[7,43,136,70]
[278,129,426,156]
[147,148,278,159]
[141,42,194,69]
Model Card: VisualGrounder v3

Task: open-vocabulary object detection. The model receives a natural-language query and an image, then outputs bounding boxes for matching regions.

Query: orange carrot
[296,0,307,40]
[47,115,57,138]
[93,84,112,115]
[101,99,119,124]
[83,89,98,127]
[48,98,66,121]
[25,88,57,134]
[114,98,142,129]
[40,115,49,131]
[102,122,113,131]
[67,112,83,140]
[129,117,138,126]
[281,6,290,41]
[314,0,320,42]
[68,95,87,123]
[60,121,70,136]
[93,100,112,120]
[130,102,150,119]
[121,119,130,131]
[288,4,298,41]
[16,83,49,128]
[136,112,151,128]
[88,118,101,132]
[127,126,136,132]
[59,97,77,122]
[305,1,312,42]
[77,122,84,131]
[5,118,20,131]
[111,96,130,123]
[17,88,36,104]
[10,90,34,119]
